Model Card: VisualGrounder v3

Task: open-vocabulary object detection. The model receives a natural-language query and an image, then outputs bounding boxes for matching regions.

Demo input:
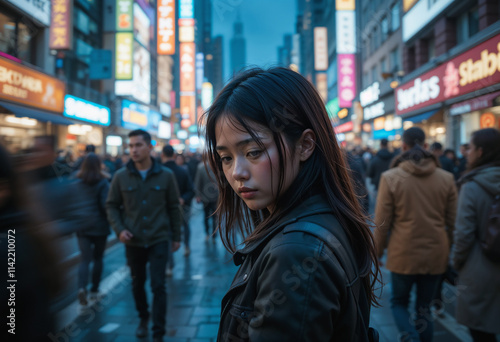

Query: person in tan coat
[374,127,457,342]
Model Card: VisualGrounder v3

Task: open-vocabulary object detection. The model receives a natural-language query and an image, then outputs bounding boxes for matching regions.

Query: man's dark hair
[85,144,96,153]
[128,129,151,144]
[162,145,175,158]
[430,142,443,151]
[402,127,425,148]
[380,139,388,148]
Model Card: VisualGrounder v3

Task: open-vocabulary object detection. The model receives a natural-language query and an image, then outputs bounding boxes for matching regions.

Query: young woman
[76,153,111,305]
[201,67,380,341]
[453,128,500,342]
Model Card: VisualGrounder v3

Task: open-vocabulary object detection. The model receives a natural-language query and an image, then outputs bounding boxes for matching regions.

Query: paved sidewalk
[52,203,471,342]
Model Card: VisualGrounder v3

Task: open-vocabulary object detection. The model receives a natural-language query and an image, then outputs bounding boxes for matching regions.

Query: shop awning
[403,109,439,124]
[0,101,73,125]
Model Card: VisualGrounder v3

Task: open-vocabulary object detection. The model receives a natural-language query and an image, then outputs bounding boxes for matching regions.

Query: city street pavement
[51,201,472,342]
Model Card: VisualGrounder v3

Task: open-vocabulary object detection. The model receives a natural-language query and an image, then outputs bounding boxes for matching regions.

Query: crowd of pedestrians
[0,92,499,341]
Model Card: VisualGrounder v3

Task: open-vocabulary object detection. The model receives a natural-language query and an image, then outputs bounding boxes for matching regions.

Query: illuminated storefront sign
[115,32,133,80]
[116,0,133,31]
[316,73,328,103]
[396,34,500,115]
[336,10,356,54]
[326,98,339,119]
[335,0,355,10]
[180,43,196,93]
[0,56,65,112]
[49,0,72,50]
[334,121,354,134]
[115,41,151,104]
[360,82,385,120]
[158,120,171,139]
[157,0,175,55]
[121,99,149,129]
[64,95,110,126]
[180,95,196,126]
[201,82,213,110]
[314,27,328,71]
[338,54,356,108]
[179,0,194,19]
[179,18,195,43]
[196,53,204,90]
[336,0,356,108]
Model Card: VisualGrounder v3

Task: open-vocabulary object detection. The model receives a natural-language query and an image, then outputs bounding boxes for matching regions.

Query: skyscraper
[230,17,246,76]
[212,36,224,95]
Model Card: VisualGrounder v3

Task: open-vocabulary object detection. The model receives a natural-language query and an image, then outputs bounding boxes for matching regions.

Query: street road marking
[98,323,120,333]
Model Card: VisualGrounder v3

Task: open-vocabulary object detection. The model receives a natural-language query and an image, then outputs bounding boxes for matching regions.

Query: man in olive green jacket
[106,129,181,342]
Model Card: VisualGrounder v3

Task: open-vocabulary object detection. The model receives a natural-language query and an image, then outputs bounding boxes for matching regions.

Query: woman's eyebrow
[216,137,261,151]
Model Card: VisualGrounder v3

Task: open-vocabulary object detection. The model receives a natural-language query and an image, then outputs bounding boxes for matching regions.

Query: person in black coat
[161,145,194,260]
[367,139,393,190]
[430,142,455,174]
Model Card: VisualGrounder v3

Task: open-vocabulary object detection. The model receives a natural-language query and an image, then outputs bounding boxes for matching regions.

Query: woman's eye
[220,156,232,163]
[247,150,262,158]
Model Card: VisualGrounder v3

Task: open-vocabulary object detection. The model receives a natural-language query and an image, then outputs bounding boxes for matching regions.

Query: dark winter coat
[77,178,111,236]
[106,158,182,245]
[217,195,372,342]
[164,160,195,206]
[367,148,393,190]
[453,165,500,334]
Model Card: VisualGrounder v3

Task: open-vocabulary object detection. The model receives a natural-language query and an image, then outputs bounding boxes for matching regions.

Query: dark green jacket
[106,158,182,246]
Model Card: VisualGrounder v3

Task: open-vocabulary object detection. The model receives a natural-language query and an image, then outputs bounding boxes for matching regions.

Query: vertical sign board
[180,42,196,125]
[179,0,194,19]
[179,18,195,43]
[115,32,134,80]
[157,0,175,55]
[49,0,73,50]
[336,0,356,108]
[314,27,328,71]
[196,53,204,91]
[338,54,356,108]
[116,0,134,31]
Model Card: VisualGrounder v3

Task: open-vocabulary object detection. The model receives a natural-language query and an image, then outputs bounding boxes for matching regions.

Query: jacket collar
[126,157,162,178]
[233,194,333,265]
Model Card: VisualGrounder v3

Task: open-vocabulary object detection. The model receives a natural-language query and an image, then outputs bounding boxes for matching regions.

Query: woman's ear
[297,129,316,162]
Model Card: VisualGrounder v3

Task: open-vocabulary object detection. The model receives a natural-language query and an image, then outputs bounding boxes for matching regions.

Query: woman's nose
[232,157,250,181]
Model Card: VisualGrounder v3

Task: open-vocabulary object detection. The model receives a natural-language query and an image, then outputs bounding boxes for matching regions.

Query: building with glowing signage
[397,0,500,151]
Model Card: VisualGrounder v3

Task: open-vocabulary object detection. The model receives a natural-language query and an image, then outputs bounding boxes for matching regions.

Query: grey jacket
[452,166,500,333]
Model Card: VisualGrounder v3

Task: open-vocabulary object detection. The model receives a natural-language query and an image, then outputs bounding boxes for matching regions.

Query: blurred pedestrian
[73,144,96,171]
[346,149,369,214]
[456,143,469,177]
[75,153,111,306]
[106,129,182,342]
[375,127,457,342]
[452,128,500,342]
[162,145,195,262]
[0,144,64,341]
[194,161,219,241]
[367,138,393,191]
[202,67,380,341]
[430,142,455,174]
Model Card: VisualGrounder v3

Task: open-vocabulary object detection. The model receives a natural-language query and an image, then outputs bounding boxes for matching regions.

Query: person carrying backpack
[453,128,500,342]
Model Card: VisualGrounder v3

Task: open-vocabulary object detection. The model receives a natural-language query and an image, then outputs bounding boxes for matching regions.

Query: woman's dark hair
[77,153,105,185]
[200,67,380,305]
[468,128,500,170]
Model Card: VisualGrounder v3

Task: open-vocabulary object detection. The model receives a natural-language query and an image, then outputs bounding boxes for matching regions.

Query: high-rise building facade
[230,18,246,76]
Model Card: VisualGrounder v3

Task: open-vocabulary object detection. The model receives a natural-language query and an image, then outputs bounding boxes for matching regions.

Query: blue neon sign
[64,95,110,126]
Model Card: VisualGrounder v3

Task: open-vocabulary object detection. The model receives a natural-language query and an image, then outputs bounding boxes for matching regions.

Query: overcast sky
[212,0,297,82]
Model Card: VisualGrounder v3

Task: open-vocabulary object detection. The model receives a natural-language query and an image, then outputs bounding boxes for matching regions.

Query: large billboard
[115,32,134,80]
[134,3,150,49]
[0,56,65,112]
[6,0,50,26]
[115,41,151,104]
[395,34,500,115]
[157,0,175,55]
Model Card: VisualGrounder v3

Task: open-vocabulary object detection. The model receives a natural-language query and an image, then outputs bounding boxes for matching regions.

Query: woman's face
[467,139,482,167]
[215,118,301,212]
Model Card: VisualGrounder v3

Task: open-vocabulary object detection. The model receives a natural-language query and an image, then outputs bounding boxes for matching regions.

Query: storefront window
[17,22,33,62]
[0,13,16,55]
